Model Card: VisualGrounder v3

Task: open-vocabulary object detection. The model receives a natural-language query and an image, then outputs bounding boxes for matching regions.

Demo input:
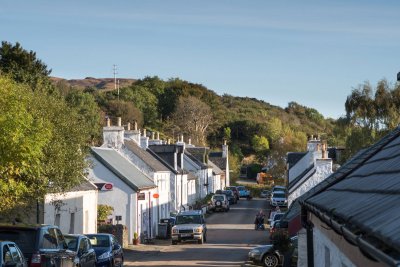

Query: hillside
[50,77,136,90]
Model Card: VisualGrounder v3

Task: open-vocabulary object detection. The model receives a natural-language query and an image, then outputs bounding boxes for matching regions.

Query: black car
[64,234,96,267]
[0,241,27,267]
[0,225,76,267]
[86,234,123,267]
[222,190,237,204]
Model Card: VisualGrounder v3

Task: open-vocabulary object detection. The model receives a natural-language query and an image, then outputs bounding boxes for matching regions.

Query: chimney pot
[181,134,184,143]
[167,138,171,144]
[143,128,146,137]
[157,132,160,140]
[224,140,227,146]
[151,132,155,140]
[117,117,122,127]
[188,138,191,145]
[127,122,131,131]
[134,121,138,131]
[106,118,111,127]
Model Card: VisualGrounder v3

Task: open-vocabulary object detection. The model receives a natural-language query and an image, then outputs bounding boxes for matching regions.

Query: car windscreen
[274,214,284,221]
[64,236,78,251]
[273,193,286,198]
[236,186,245,191]
[175,215,201,225]
[87,235,110,247]
[212,195,224,201]
[223,191,232,196]
[0,229,37,254]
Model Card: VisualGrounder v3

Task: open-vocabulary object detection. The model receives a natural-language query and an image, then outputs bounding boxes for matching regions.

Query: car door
[79,238,96,267]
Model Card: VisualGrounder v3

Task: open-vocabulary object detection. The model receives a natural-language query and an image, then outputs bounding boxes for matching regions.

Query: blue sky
[1,1,399,119]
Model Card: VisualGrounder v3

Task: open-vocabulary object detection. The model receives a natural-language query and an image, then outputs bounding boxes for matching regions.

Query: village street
[124,198,270,267]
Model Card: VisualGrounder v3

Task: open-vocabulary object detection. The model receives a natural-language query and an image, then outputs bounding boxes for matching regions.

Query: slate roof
[124,140,170,172]
[300,127,400,266]
[70,179,98,192]
[184,151,208,169]
[287,152,307,170]
[91,147,156,191]
[208,160,224,175]
[186,147,208,164]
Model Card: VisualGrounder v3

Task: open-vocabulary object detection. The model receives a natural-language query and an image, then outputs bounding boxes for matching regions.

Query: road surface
[124,197,272,267]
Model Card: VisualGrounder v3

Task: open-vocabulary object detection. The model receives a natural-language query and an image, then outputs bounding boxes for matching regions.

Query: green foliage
[0,41,52,92]
[98,204,114,221]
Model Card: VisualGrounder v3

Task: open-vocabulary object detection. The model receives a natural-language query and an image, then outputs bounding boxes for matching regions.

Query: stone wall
[98,224,129,248]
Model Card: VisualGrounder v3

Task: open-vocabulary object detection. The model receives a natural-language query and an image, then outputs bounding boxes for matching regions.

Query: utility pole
[117,79,120,101]
[113,64,118,90]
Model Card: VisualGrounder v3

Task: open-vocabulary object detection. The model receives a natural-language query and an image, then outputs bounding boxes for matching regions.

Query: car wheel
[172,240,178,245]
[204,233,207,242]
[263,254,279,267]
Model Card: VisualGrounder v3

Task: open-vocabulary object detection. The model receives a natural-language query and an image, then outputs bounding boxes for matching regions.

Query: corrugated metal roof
[302,126,400,262]
[124,140,170,172]
[91,147,156,191]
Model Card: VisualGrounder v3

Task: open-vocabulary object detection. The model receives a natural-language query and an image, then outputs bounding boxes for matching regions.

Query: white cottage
[44,179,98,234]
[88,147,157,242]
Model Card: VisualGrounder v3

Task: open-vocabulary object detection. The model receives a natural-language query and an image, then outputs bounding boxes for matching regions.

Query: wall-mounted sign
[115,215,122,221]
[138,193,146,200]
[95,183,114,191]
[153,193,159,199]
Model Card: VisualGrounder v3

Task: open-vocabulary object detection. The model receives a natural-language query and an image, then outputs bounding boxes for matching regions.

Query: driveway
[124,197,272,266]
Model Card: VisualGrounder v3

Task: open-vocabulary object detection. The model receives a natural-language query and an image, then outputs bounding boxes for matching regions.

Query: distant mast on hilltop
[113,64,120,100]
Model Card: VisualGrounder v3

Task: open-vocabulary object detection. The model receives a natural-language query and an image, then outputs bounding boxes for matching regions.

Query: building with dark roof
[298,127,400,267]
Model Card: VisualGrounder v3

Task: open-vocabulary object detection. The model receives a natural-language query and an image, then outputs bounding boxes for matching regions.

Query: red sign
[153,193,159,199]
[104,183,113,190]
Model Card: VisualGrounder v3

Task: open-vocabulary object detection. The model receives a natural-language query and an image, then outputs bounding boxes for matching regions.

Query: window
[69,213,75,234]
[55,214,61,227]
[324,246,330,267]
[3,245,12,263]
[9,244,22,263]
[42,229,57,249]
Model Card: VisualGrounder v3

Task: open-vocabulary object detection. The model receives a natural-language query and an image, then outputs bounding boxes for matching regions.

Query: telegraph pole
[113,64,118,90]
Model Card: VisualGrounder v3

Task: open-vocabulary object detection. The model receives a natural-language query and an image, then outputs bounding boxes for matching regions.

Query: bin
[159,218,174,239]
[158,222,168,239]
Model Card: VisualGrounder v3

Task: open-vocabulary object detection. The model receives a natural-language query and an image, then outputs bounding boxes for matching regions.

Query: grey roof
[186,172,197,181]
[208,157,227,170]
[124,140,170,172]
[208,160,223,175]
[91,147,156,191]
[70,179,98,192]
[287,152,307,170]
[186,147,208,163]
[185,151,208,169]
[300,127,400,265]
[146,148,179,174]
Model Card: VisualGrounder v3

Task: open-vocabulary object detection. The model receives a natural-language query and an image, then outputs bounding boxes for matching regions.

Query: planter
[133,238,140,245]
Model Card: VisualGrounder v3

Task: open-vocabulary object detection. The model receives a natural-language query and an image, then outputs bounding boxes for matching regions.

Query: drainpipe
[148,191,152,238]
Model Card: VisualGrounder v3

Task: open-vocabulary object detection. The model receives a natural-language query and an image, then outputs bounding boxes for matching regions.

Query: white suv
[210,194,230,212]
[171,210,207,245]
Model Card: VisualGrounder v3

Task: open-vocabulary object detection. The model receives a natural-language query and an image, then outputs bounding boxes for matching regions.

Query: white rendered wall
[44,190,98,234]
[313,227,356,267]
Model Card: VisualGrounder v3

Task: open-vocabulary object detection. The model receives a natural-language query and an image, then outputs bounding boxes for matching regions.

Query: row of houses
[284,130,400,266]
[36,118,230,244]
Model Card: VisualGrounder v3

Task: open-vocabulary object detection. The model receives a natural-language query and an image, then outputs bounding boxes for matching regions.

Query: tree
[65,90,102,144]
[0,41,52,91]
[171,96,212,146]
[251,135,270,163]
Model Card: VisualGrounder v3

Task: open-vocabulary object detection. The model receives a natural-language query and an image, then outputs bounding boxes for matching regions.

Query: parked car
[86,234,123,267]
[268,212,285,228]
[0,241,27,267]
[270,191,288,207]
[269,220,288,242]
[171,210,207,245]
[222,190,237,204]
[248,235,298,267]
[225,186,240,201]
[0,225,76,267]
[260,190,270,198]
[210,194,230,212]
[271,185,286,194]
[64,234,96,267]
[236,186,251,198]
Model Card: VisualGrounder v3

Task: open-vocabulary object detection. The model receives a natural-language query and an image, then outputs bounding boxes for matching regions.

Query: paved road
[124,197,272,267]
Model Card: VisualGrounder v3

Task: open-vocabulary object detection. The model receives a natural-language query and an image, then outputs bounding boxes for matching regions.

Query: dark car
[0,241,27,267]
[248,235,298,267]
[222,190,237,204]
[225,186,240,201]
[64,234,96,267]
[86,234,123,267]
[0,225,76,267]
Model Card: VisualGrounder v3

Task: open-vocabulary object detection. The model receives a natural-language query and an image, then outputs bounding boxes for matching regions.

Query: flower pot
[133,238,140,245]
